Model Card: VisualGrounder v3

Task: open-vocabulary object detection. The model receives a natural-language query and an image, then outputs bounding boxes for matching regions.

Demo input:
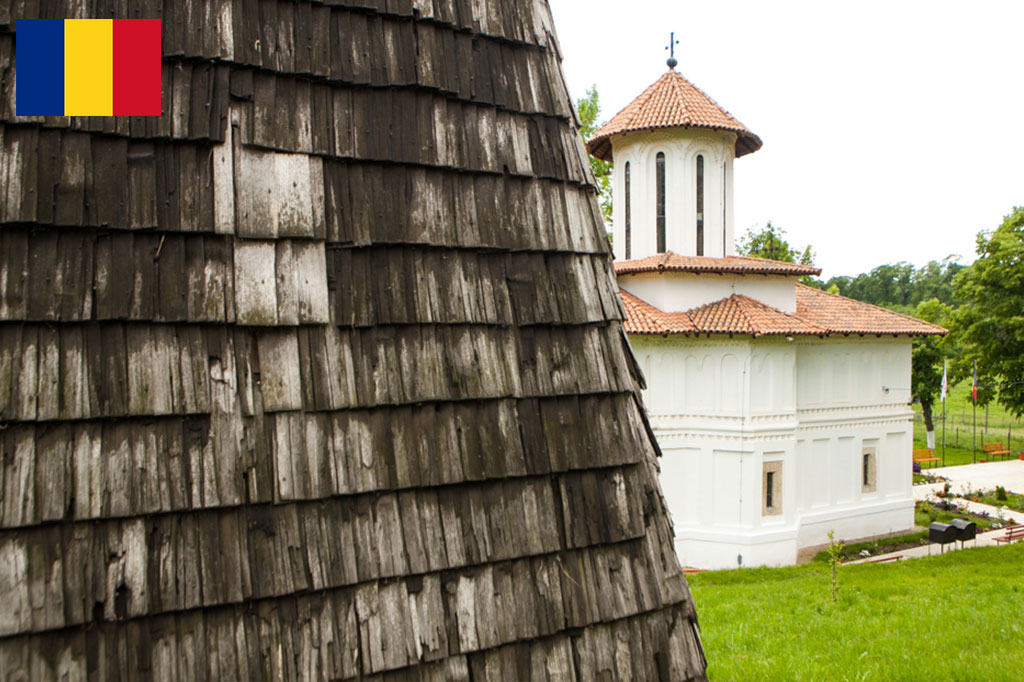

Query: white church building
[587,67,945,569]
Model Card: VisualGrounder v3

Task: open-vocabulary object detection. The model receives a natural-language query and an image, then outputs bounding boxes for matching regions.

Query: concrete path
[919,458,1024,492]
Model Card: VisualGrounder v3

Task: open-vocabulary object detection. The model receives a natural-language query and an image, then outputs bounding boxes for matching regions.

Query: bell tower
[586,51,762,261]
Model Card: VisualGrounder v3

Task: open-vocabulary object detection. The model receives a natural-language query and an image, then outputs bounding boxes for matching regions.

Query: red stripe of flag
[112,19,161,116]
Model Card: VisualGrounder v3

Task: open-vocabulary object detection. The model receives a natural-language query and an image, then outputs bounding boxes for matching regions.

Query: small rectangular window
[763,461,782,516]
[862,447,877,492]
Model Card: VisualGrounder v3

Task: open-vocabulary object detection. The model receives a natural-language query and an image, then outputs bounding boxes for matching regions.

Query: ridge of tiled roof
[615,252,821,277]
[620,287,948,337]
[689,294,825,336]
[587,70,762,162]
[794,284,948,336]
[621,290,822,337]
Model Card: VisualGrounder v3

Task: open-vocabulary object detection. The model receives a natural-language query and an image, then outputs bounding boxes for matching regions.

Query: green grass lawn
[689,543,1024,681]
[913,380,1024,466]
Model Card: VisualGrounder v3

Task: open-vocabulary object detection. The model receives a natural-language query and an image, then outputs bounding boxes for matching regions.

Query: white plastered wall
[610,129,736,261]
[619,271,798,313]
[633,334,916,569]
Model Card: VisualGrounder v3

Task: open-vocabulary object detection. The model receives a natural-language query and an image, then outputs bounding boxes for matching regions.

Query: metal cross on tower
[666,32,679,69]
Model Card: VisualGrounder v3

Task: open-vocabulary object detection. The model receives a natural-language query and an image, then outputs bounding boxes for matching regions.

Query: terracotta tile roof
[689,295,825,336]
[620,286,947,338]
[620,288,697,334]
[587,70,762,162]
[615,251,821,277]
[794,284,948,336]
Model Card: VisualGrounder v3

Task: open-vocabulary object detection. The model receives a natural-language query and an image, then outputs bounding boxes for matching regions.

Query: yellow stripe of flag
[64,19,113,116]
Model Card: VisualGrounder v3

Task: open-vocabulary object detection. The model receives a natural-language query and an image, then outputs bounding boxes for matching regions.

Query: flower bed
[916,498,1018,530]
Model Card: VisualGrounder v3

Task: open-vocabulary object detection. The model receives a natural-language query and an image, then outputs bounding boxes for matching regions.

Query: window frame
[862,447,877,493]
[762,460,783,516]
[656,152,666,253]
[695,154,704,256]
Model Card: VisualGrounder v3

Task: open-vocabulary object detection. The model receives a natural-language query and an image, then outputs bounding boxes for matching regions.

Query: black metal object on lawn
[929,521,957,554]
[950,518,977,548]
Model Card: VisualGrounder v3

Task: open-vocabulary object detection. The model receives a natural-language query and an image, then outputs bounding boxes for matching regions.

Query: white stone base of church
[669,499,914,569]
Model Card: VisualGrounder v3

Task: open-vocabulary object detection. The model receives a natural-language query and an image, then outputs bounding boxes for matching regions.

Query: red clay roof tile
[615,252,821,277]
[587,70,762,163]
[620,286,947,338]
[794,284,947,336]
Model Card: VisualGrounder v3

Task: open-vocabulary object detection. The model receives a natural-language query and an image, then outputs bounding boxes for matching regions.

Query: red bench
[982,442,1013,461]
[993,526,1024,544]
[913,449,940,468]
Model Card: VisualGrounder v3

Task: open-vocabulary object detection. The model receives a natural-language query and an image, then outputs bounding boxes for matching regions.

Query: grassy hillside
[913,380,1024,467]
[689,544,1024,681]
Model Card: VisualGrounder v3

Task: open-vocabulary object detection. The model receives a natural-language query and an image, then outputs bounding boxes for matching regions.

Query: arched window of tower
[625,161,631,260]
[656,152,666,252]
[696,154,705,256]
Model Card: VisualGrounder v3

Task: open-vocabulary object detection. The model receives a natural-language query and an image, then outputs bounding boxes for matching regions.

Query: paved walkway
[918,458,1024,491]
[849,460,1024,564]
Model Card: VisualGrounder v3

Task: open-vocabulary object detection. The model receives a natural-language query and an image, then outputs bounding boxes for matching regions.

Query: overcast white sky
[548,0,1024,278]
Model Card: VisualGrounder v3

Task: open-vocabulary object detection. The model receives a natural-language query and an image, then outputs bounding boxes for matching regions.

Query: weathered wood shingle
[0,1,706,679]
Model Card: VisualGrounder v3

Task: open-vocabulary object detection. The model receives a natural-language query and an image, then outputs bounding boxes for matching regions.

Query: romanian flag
[972,360,978,402]
[940,359,947,403]
[16,19,161,116]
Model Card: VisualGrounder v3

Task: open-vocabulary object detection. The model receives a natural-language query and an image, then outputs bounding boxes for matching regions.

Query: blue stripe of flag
[16,20,65,116]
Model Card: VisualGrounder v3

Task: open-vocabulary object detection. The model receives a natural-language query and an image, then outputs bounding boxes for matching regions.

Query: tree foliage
[951,206,1024,416]
[575,85,612,225]
[736,221,814,266]
[822,257,965,313]
[911,299,956,434]
[737,222,816,285]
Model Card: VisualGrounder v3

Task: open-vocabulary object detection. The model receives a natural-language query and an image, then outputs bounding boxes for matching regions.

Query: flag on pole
[941,359,947,402]
[972,360,978,403]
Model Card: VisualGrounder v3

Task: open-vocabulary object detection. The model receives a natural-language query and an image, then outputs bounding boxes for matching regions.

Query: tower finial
[665,32,679,69]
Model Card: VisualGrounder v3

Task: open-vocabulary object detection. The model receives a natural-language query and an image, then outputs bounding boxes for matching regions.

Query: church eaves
[0,2,707,680]
[620,286,947,337]
[616,252,821,277]
[587,69,763,162]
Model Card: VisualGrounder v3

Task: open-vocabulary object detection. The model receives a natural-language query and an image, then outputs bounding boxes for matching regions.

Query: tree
[737,221,811,264]
[737,222,816,283]
[576,85,612,224]
[951,206,1024,416]
[823,257,964,310]
[911,299,955,447]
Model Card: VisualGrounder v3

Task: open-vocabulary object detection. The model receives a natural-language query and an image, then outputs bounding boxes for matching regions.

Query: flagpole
[972,360,977,464]
[941,359,946,467]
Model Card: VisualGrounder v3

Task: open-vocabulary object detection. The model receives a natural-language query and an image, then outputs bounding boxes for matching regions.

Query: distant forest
[810,259,965,316]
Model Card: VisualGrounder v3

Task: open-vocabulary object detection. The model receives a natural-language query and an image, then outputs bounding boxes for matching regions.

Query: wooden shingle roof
[0,1,706,680]
[587,70,762,162]
[620,286,946,337]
